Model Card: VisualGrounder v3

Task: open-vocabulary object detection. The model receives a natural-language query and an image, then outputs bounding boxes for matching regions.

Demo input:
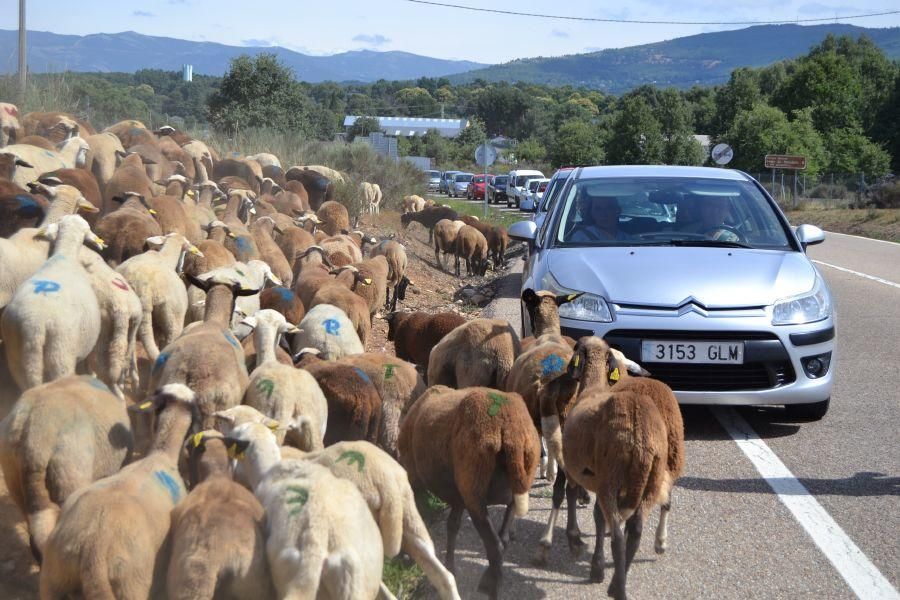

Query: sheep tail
[378,483,405,558]
[501,430,532,518]
[541,414,565,472]
[23,459,56,561]
[106,314,130,399]
[19,326,46,390]
[291,416,318,452]
[138,301,159,361]
[318,551,358,600]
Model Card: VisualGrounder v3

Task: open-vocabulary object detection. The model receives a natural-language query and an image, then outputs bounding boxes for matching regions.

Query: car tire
[784,398,830,421]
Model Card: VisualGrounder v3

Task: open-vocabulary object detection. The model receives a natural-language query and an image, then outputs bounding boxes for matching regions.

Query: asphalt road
[422,225,900,599]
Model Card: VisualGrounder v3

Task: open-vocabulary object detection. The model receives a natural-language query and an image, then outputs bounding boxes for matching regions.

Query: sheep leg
[444,505,463,574]
[536,469,567,565]
[469,510,503,600]
[655,499,671,554]
[606,508,627,600]
[589,499,606,583]
[624,509,644,571]
[378,582,398,600]
[565,482,586,558]
[454,253,461,278]
[402,532,461,600]
[497,501,517,550]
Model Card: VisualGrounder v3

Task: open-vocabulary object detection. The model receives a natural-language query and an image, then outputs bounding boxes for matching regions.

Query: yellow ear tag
[139,401,153,410]
[364,278,373,285]
[227,444,245,461]
[609,368,620,382]
[567,293,578,301]
[573,355,580,367]
[228,232,237,238]
[192,432,205,448]
[268,421,280,431]
[149,209,158,215]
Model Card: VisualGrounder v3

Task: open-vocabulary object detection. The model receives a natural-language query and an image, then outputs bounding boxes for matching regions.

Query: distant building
[693,135,712,156]
[343,116,469,138]
[362,132,398,160]
[182,64,193,82]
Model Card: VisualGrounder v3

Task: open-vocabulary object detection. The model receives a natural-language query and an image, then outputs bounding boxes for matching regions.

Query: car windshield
[539,172,572,213]
[553,176,792,250]
[516,174,540,186]
[456,174,473,183]
[528,180,541,192]
[473,175,485,183]
[538,181,549,193]
[494,176,508,185]
[428,171,440,178]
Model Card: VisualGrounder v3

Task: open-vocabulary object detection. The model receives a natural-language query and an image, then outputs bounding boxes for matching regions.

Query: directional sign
[765,154,807,170]
[475,143,497,167]
[711,143,734,166]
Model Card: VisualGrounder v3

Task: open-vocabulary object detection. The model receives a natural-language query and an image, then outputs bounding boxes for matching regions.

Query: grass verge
[435,196,530,229]
[784,208,900,243]
[381,490,449,598]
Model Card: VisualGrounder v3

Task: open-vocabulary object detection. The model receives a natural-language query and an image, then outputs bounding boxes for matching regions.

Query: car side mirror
[509,220,537,244]
[795,224,825,250]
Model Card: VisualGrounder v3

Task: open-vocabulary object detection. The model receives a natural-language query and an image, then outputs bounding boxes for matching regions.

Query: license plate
[641,340,744,364]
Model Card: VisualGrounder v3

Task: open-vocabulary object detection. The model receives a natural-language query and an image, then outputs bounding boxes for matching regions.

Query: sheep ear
[240,316,259,330]
[521,288,539,306]
[15,158,33,168]
[185,273,212,292]
[556,292,583,307]
[223,437,251,460]
[146,235,165,246]
[234,285,262,297]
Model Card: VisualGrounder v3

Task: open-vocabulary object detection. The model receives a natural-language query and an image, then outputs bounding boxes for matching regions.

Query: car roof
[576,165,749,181]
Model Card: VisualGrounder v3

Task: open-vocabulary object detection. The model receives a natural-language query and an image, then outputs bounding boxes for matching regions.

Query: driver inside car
[570,191,632,242]
[681,195,741,242]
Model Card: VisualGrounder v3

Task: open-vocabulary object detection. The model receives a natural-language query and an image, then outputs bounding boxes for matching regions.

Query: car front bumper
[554,309,835,406]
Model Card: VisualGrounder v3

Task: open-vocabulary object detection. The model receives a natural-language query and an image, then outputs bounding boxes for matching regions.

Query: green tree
[516,137,547,163]
[452,117,487,163]
[606,97,663,165]
[656,89,706,165]
[471,85,532,137]
[394,87,436,117]
[347,116,380,142]
[549,120,605,167]
[207,53,314,133]
[823,127,891,178]
[714,68,761,134]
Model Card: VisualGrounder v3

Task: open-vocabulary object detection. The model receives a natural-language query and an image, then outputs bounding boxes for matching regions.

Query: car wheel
[784,398,830,421]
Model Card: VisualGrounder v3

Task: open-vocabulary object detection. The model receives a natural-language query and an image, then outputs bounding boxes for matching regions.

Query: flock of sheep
[0,104,685,600]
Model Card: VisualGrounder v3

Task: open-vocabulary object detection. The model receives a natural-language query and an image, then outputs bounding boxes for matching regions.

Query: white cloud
[352,33,391,47]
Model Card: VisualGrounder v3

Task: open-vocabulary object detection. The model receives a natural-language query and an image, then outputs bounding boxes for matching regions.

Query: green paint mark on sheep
[32,280,60,296]
[487,393,509,417]
[256,378,275,400]
[383,364,396,380]
[336,450,366,472]
[286,485,309,516]
[154,470,182,504]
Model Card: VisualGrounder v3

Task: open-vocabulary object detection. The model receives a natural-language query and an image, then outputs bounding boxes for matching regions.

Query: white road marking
[825,231,900,247]
[713,407,900,600]
[812,260,900,290]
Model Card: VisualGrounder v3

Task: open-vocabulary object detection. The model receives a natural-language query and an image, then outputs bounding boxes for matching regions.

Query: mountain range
[0,29,485,82]
[1,24,898,92]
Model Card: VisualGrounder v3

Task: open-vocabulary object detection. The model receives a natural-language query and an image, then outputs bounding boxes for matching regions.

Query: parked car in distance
[449,172,474,198]
[427,170,441,192]
[533,168,575,228]
[466,174,492,200]
[487,175,509,204]
[520,178,550,212]
[507,169,545,208]
[440,171,460,194]
[509,165,834,420]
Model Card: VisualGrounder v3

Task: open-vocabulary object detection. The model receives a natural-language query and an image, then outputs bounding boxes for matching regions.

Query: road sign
[711,143,733,166]
[765,154,806,170]
[475,143,497,167]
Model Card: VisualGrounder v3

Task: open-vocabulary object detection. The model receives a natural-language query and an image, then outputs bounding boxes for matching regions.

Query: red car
[466,174,493,200]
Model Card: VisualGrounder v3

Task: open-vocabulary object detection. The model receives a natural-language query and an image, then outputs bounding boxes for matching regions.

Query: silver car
[509,166,834,419]
[449,173,473,198]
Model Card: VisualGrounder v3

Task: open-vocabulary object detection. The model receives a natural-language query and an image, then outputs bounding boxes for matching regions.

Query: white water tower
[182,64,193,82]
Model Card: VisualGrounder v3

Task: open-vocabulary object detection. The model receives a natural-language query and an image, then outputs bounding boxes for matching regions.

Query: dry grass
[784,207,900,243]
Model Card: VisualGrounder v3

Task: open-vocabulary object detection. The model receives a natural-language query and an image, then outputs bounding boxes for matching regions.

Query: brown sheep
[103,119,153,148]
[400,205,459,243]
[459,216,508,268]
[250,216,293,287]
[386,311,465,370]
[17,135,56,150]
[260,286,305,325]
[316,200,349,237]
[399,386,540,600]
[39,168,102,219]
[167,431,275,599]
[147,194,201,243]
[263,164,287,188]
[369,239,410,310]
[0,188,47,237]
[428,318,520,389]
[277,223,316,272]
[337,255,389,318]
[154,125,194,147]
[295,351,383,446]
[213,159,260,195]
[94,192,163,267]
[562,337,673,598]
[129,142,172,183]
[454,225,489,277]
[102,152,155,214]
[157,135,196,183]
[310,283,371,346]
[433,218,465,271]
[285,167,331,210]
[21,111,86,142]
[293,261,339,311]
[85,132,126,194]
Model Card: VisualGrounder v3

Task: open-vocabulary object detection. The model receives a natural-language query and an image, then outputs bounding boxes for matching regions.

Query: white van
[507,169,545,208]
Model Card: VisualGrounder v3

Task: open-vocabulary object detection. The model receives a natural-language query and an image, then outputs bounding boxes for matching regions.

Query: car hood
[548,247,817,308]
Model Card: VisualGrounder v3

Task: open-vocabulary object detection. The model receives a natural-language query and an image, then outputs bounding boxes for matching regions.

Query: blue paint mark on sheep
[153,352,170,373]
[541,354,565,377]
[15,195,40,217]
[154,470,182,503]
[32,280,60,296]
[82,376,110,392]
[235,236,252,253]
[323,319,340,335]
[275,287,294,302]
[223,330,240,348]
[353,367,371,384]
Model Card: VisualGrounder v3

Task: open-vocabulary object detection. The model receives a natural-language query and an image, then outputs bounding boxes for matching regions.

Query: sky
[2,0,900,64]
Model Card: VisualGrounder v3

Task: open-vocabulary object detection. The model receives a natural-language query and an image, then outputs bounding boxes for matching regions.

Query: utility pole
[18,0,26,107]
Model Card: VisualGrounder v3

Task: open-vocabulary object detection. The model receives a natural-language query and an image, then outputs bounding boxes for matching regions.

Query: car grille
[602,329,796,392]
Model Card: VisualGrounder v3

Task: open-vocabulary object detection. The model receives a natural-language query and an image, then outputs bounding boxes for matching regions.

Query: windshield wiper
[667,239,753,249]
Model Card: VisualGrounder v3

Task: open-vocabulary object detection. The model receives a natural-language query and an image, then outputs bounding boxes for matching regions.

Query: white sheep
[200,259,281,332]
[40,384,199,599]
[4,138,89,187]
[0,375,132,562]
[1,214,104,390]
[225,423,384,600]
[116,233,202,361]
[290,303,364,360]
[242,309,328,450]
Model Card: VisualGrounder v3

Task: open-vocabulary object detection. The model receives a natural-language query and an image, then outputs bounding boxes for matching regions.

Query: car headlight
[540,272,613,323]
[772,277,831,325]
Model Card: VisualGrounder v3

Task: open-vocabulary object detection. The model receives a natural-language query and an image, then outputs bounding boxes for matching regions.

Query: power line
[403,0,900,25]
